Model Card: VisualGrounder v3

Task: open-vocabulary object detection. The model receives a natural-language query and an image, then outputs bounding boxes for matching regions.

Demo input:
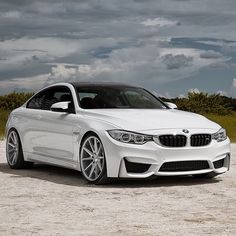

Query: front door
[24,85,76,163]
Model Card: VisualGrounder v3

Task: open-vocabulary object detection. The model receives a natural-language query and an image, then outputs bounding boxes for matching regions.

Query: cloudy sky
[1,0,236,97]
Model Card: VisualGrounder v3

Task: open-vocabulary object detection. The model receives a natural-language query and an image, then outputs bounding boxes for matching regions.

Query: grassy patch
[205,113,236,142]
[0,110,10,140]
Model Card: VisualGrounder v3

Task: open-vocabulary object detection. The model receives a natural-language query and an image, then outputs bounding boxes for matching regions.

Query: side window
[54,89,75,111]
[27,91,47,109]
[27,86,74,111]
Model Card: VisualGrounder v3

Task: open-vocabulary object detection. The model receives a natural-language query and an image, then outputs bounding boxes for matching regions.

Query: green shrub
[0,92,32,139]
[0,92,33,111]
[0,91,236,142]
[206,113,236,142]
[163,92,231,116]
[0,110,10,139]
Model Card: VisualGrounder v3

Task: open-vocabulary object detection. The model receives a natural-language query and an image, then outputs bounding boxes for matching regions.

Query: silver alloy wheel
[81,136,105,181]
[6,130,19,166]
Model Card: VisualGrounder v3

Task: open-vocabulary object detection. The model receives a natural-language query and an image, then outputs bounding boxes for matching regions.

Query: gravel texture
[0,140,235,235]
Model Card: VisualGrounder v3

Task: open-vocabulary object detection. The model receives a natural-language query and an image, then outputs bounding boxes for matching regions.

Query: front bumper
[101,131,231,178]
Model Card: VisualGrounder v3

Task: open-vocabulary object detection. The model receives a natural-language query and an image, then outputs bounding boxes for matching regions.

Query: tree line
[161,92,236,115]
[0,92,33,111]
[0,91,236,115]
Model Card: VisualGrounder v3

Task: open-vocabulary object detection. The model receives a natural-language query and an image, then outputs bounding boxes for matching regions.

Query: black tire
[80,133,109,185]
[192,172,218,179]
[6,129,34,169]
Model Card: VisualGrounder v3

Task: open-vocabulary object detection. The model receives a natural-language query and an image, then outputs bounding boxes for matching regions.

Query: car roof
[70,81,140,89]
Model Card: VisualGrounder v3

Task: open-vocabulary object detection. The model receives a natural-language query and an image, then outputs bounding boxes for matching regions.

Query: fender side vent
[124,159,151,173]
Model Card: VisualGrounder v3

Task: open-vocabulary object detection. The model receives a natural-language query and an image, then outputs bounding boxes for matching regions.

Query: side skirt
[24,151,80,171]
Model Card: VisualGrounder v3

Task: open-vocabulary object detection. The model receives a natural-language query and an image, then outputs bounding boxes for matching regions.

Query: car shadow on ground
[0,162,221,188]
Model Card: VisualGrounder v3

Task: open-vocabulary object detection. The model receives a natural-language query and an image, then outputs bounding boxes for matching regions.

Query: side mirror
[165,102,178,109]
[51,101,71,113]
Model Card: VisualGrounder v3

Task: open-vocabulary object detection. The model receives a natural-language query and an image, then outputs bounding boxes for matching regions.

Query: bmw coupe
[6,82,230,184]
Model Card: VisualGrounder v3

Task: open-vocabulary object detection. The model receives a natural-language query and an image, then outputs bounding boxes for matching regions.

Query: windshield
[76,86,167,109]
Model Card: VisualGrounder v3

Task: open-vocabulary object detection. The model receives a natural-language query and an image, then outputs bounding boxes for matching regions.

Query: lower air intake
[124,159,151,173]
[159,160,210,172]
[213,158,224,169]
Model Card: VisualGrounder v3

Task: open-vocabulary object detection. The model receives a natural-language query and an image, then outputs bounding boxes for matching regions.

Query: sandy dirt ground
[0,140,235,236]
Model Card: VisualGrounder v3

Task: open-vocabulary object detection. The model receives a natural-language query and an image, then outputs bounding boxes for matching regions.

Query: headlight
[212,128,227,142]
[107,130,153,145]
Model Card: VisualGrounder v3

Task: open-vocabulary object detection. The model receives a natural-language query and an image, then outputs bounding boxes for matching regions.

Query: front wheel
[80,134,108,184]
[6,129,34,169]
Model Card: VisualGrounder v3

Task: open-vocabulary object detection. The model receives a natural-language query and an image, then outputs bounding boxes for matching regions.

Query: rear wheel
[6,129,34,169]
[80,134,108,184]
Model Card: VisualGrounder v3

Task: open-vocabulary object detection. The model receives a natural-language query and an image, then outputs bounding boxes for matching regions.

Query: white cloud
[152,91,172,99]
[229,79,236,96]
[216,90,227,96]
[0,0,235,96]
[200,50,222,59]
[233,78,236,85]
[0,36,124,73]
[0,74,48,94]
[0,37,82,74]
[0,36,230,94]
[45,64,94,85]
[141,17,179,27]
[188,88,200,94]
[49,64,79,81]
[44,62,113,85]
[1,11,21,19]
[42,44,229,86]
[178,94,186,98]
[0,37,81,58]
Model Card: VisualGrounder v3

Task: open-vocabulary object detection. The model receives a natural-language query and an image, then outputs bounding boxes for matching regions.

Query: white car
[6,82,230,184]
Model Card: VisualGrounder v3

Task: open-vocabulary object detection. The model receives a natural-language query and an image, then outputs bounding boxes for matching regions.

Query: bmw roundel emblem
[182,129,189,134]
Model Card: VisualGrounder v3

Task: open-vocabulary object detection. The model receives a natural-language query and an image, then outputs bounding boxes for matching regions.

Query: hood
[82,109,221,131]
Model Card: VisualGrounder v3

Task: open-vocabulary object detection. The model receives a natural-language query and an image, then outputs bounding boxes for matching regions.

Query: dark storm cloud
[162,54,193,69]
[200,51,222,59]
[0,0,236,95]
